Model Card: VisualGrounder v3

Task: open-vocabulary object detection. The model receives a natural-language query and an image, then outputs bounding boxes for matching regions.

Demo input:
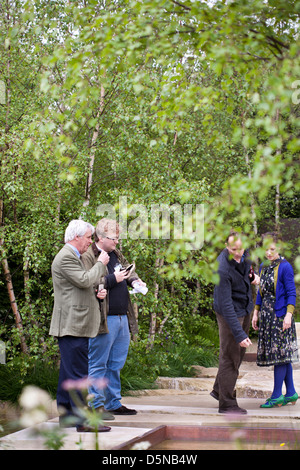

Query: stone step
[152,325,300,399]
[154,363,300,399]
[155,376,215,393]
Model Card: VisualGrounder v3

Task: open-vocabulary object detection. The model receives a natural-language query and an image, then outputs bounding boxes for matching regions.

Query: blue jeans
[88,315,130,410]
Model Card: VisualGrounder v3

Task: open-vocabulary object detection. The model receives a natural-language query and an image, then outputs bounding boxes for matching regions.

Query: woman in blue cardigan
[252,232,298,408]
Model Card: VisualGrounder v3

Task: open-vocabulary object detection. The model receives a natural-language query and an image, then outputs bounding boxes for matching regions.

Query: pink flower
[62,376,107,391]
[92,377,108,389]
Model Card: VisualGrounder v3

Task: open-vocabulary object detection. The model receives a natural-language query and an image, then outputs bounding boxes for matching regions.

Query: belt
[107,313,127,316]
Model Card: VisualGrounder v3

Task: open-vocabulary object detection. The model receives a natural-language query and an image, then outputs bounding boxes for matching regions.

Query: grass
[0,339,219,404]
[0,361,59,404]
[121,339,218,394]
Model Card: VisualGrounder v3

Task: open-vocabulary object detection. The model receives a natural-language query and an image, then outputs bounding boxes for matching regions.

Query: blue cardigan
[255,259,296,317]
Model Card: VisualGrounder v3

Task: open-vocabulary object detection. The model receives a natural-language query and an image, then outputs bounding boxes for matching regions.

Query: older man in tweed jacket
[50,219,111,432]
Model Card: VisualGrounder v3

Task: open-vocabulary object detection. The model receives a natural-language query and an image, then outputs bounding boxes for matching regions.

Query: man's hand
[132,279,146,287]
[239,337,252,348]
[97,250,109,265]
[96,288,107,300]
[114,270,130,283]
[251,274,260,285]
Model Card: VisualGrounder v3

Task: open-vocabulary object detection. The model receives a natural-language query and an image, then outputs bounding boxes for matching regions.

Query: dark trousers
[57,336,88,421]
[213,313,250,410]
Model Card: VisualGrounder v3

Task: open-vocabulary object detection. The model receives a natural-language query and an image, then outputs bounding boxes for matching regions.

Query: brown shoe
[111,405,137,415]
[76,424,111,432]
[218,406,247,415]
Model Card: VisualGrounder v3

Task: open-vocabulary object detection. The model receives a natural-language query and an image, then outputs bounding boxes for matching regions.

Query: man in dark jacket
[211,232,259,414]
[81,218,146,418]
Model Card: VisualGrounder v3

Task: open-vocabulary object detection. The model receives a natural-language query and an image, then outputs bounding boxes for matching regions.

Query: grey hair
[64,219,95,243]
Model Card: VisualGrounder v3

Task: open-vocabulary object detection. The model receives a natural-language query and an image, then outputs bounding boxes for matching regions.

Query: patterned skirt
[257,293,299,367]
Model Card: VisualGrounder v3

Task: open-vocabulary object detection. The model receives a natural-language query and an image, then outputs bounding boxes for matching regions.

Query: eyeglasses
[106,236,119,241]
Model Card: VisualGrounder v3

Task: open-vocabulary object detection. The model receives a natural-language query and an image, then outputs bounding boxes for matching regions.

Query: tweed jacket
[81,243,139,335]
[49,244,106,338]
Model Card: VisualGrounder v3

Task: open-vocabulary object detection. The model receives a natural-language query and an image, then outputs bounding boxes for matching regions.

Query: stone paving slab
[1,390,300,450]
[2,338,300,450]
[155,361,300,399]
[0,421,152,451]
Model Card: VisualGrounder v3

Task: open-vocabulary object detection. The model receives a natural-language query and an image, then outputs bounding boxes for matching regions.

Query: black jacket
[213,249,253,343]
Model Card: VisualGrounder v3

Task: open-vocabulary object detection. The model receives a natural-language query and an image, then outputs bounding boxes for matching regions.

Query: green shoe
[283,392,298,406]
[260,395,284,408]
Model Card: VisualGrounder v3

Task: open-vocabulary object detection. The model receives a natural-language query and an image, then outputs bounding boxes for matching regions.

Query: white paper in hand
[130,281,148,295]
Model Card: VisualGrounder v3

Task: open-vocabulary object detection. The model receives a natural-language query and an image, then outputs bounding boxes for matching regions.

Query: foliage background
[0,0,299,398]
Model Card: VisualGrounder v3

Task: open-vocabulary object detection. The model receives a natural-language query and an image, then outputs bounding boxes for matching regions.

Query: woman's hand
[252,309,259,331]
[283,312,292,331]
